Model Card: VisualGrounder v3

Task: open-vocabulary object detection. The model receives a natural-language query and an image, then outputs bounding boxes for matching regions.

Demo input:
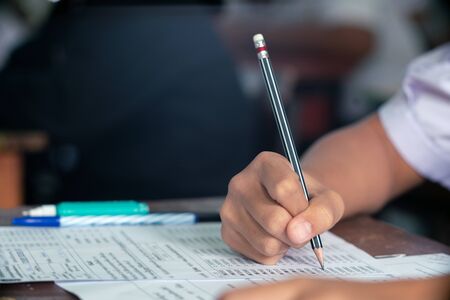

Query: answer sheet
[379,253,450,279]
[59,279,273,300]
[57,253,450,300]
[1,223,396,283]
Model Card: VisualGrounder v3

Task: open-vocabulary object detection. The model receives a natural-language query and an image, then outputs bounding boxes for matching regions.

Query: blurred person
[217,0,425,121]
[0,4,261,203]
[219,44,450,299]
[0,0,53,69]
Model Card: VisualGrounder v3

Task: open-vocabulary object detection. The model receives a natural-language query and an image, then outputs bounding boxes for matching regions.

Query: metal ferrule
[254,39,269,59]
[257,50,269,59]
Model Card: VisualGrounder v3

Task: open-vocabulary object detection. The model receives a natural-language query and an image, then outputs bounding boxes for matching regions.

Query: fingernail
[290,220,312,244]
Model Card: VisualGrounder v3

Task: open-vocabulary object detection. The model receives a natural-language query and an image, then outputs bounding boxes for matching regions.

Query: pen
[23,200,149,217]
[253,33,325,270]
[12,213,196,227]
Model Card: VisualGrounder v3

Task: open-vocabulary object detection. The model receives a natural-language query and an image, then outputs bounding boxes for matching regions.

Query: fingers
[222,196,289,257]
[253,152,309,216]
[221,222,285,265]
[221,151,345,264]
[236,187,294,246]
[225,169,293,245]
[287,190,345,245]
[221,178,290,263]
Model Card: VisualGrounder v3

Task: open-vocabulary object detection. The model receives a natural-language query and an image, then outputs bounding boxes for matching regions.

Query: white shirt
[379,43,450,189]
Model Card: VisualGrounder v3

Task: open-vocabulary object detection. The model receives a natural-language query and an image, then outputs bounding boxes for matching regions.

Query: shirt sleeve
[378,43,450,190]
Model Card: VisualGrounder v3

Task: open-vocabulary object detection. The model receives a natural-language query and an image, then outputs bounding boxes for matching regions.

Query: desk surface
[1,197,449,300]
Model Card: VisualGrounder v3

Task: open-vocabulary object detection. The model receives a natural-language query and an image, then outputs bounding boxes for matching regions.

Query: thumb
[286,190,344,245]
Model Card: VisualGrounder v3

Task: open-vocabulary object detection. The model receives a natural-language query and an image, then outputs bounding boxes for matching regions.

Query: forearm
[301,114,423,217]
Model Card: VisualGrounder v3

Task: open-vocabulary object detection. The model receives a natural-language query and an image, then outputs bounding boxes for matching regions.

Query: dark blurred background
[0,0,449,244]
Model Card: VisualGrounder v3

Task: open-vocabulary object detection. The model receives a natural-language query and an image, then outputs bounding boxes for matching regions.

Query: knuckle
[264,210,289,236]
[258,237,286,257]
[255,151,275,164]
[220,198,234,224]
[227,174,246,196]
[272,177,300,200]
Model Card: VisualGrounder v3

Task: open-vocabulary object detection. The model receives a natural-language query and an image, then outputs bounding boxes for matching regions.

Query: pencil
[253,33,325,270]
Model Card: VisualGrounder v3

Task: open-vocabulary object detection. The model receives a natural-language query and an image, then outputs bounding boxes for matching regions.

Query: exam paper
[379,253,450,279]
[58,279,273,300]
[57,253,450,300]
[0,223,395,283]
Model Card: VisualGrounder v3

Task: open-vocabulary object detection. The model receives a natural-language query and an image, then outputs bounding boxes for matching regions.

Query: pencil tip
[313,248,325,271]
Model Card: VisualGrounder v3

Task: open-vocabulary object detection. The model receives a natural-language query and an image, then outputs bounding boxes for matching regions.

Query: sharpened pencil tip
[313,248,325,271]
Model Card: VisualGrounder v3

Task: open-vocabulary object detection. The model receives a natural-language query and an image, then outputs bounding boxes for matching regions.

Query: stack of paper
[0,223,448,300]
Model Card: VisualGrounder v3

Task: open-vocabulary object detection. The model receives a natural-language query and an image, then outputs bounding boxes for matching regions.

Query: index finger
[253,152,309,216]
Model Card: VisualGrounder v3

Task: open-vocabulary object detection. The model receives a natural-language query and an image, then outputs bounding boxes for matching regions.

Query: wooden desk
[1,197,449,300]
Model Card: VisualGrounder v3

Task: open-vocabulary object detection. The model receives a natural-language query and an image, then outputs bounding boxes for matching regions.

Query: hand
[219,276,450,300]
[220,151,345,264]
